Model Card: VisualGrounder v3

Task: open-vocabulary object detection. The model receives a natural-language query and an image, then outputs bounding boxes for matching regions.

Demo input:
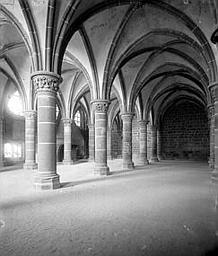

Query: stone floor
[0,160,218,256]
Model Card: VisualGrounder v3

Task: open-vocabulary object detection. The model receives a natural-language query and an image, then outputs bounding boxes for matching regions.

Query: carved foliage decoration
[25,111,37,120]
[94,102,109,113]
[32,75,59,93]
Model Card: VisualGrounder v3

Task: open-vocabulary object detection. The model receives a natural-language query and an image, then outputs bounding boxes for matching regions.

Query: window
[8,91,23,116]
[4,143,22,158]
[74,111,80,126]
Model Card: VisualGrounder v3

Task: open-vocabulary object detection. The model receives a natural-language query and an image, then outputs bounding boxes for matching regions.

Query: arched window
[74,110,81,126]
[4,143,21,158]
[8,91,23,116]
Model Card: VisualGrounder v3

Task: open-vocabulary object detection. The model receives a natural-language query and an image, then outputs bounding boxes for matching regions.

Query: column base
[107,155,113,160]
[138,159,149,166]
[34,174,60,190]
[150,157,159,163]
[63,160,74,165]
[23,162,38,170]
[212,169,218,183]
[94,163,110,175]
[122,161,134,170]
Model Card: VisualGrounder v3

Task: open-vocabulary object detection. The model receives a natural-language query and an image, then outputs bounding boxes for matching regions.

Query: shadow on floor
[0,164,23,173]
[60,166,153,189]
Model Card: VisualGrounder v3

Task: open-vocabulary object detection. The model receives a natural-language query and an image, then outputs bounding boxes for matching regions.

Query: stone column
[150,125,159,162]
[209,83,218,181]
[92,100,110,175]
[121,112,134,170]
[88,123,95,161]
[138,120,149,165]
[157,127,162,160]
[208,104,215,169]
[107,127,112,160]
[32,71,61,190]
[0,118,3,167]
[23,110,37,169]
[63,118,73,165]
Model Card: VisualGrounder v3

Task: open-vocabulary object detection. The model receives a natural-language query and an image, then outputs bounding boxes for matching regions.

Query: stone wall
[161,102,209,160]
[111,123,122,159]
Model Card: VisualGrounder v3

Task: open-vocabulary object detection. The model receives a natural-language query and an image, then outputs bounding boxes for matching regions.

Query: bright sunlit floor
[0,160,218,256]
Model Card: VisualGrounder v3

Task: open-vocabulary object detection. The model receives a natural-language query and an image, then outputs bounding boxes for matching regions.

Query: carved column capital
[31,71,62,94]
[62,118,72,126]
[91,100,110,113]
[207,104,215,117]
[209,82,218,102]
[121,112,134,122]
[138,120,149,126]
[24,110,37,120]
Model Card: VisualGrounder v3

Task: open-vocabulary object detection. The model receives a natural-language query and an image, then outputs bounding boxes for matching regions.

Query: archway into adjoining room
[160,100,209,161]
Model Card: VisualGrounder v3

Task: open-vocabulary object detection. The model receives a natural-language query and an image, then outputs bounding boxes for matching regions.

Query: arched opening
[3,89,25,166]
[160,101,209,161]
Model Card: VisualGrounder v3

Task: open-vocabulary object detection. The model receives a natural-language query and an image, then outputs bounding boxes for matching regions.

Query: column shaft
[32,72,61,190]
[138,120,149,165]
[24,111,37,169]
[208,105,215,168]
[0,118,3,167]
[157,128,162,160]
[121,113,134,170]
[89,123,95,161]
[209,83,218,181]
[107,127,112,160]
[93,100,110,175]
[63,119,73,164]
[150,125,159,162]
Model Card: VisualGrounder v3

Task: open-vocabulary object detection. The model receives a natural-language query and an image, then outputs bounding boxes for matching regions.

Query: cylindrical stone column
[157,127,162,160]
[63,118,73,165]
[32,71,61,190]
[209,83,218,181]
[92,100,110,175]
[208,104,215,169]
[88,123,95,161]
[23,110,37,169]
[150,125,159,163]
[121,112,134,170]
[138,120,149,165]
[0,118,3,167]
[107,127,112,160]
